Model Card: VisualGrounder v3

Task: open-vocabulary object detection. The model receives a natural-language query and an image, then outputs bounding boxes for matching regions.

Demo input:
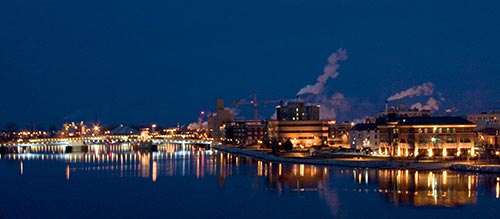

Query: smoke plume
[293,49,350,120]
[386,82,435,101]
[297,48,348,96]
[410,97,440,111]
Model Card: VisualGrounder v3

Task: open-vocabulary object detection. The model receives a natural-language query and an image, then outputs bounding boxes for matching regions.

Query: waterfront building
[267,120,328,147]
[349,123,379,150]
[327,121,352,147]
[476,128,500,150]
[224,120,267,146]
[378,117,476,158]
[208,99,234,144]
[268,100,327,147]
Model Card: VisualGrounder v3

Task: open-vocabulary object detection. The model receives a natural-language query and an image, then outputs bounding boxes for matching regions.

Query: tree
[283,139,293,151]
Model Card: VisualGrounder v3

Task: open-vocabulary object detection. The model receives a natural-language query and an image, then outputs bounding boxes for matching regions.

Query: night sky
[1,0,499,128]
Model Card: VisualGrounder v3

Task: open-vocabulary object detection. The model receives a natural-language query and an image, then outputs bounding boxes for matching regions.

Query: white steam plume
[410,97,440,111]
[297,48,348,96]
[387,82,435,101]
[188,121,207,130]
[319,93,351,120]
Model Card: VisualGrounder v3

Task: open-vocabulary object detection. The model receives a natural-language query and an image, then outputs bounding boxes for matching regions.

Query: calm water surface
[1,143,499,219]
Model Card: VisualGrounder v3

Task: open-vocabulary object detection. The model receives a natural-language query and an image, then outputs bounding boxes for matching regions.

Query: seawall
[213,145,453,170]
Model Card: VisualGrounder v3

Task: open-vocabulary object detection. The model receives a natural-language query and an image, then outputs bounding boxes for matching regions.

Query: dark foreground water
[1,143,499,219]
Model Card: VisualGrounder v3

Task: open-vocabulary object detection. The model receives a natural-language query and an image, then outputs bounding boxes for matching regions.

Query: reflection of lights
[365,170,369,184]
[443,171,447,185]
[66,165,70,180]
[257,161,263,176]
[152,161,157,182]
[496,181,499,199]
[428,148,433,157]
[20,161,23,175]
[468,175,472,198]
[299,164,304,177]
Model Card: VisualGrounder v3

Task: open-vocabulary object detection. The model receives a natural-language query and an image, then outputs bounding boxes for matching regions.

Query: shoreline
[213,145,453,170]
[213,145,500,174]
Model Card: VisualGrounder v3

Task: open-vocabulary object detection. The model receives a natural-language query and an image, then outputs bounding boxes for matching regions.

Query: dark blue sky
[1,0,499,128]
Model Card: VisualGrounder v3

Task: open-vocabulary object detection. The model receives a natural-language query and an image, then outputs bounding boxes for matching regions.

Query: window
[446,138,457,143]
[460,138,471,143]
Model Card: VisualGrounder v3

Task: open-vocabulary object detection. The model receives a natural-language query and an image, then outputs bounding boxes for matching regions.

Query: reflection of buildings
[377,170,477,207]
[263,163,329,193]
[6,143,218,182]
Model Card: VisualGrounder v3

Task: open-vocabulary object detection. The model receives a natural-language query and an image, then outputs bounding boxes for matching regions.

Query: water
[1,143,499,219]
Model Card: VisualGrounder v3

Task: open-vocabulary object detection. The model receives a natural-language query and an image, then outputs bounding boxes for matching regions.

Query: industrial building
[207,99,234,144]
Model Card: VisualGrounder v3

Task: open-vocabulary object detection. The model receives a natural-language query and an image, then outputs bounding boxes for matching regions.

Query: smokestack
[385,100,388,114]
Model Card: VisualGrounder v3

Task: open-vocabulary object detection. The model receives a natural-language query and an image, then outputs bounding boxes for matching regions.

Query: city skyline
[1,0,499,127]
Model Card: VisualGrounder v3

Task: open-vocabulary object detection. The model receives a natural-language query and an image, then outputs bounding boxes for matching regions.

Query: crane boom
[232,93,282,120]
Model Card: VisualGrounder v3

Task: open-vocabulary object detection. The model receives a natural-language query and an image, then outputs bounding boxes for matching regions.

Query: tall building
[267,120,328,147]
[269,100,326,148]
[276,100,320,121]
[208,99,234,143]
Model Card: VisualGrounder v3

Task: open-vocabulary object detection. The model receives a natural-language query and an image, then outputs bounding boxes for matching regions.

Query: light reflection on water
[1,143,500,218]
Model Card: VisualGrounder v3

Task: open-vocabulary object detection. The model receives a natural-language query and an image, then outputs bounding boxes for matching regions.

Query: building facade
[267,120,328,147]
[378,117,476,158]
[467,111,500,129]
[350,123,379,150]
[224,120,267,146]
[276,100,320,121]
[268,100,327,148]
[328,121,352,147]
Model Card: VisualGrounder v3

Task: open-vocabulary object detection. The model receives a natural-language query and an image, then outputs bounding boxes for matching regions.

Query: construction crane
[232,93,282,121]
